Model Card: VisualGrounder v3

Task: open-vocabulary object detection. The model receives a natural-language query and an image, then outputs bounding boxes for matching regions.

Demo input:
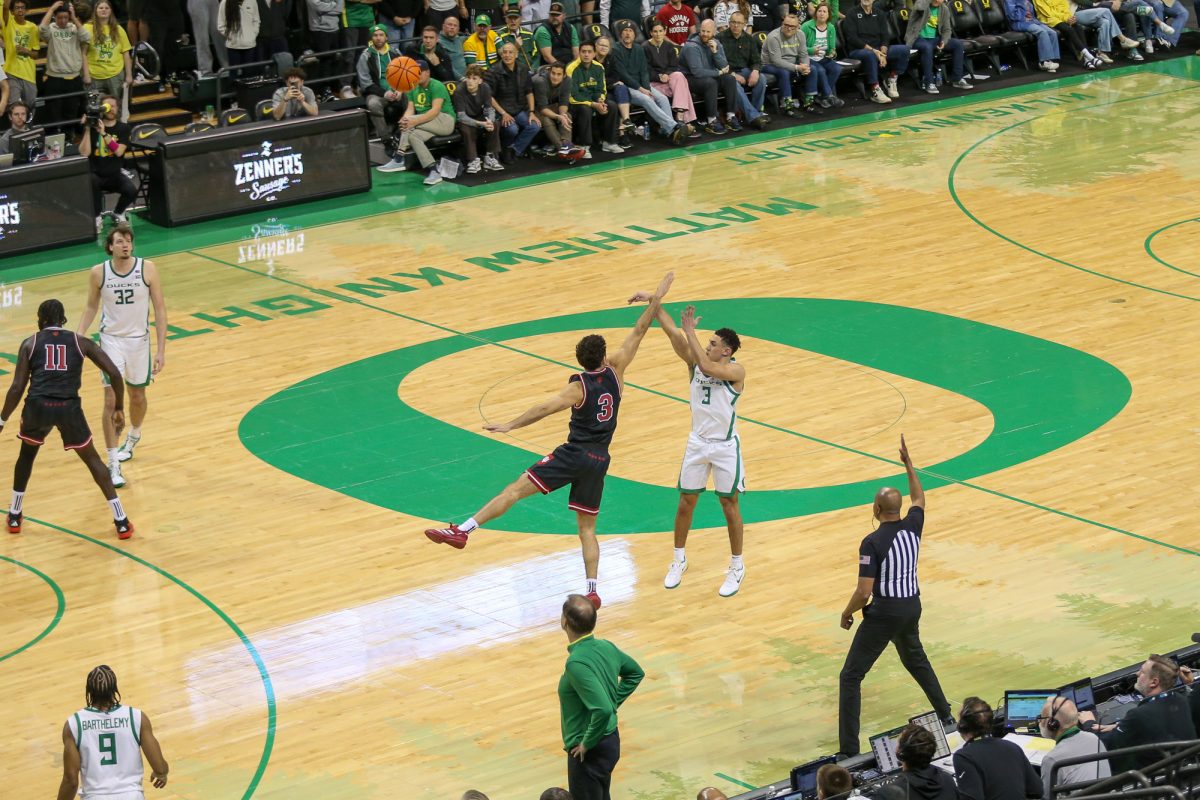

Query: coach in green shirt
[558,594,644,800]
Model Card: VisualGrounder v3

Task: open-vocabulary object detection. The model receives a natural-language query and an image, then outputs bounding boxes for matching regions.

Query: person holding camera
[78,94,134,226]
[39,0,92,130]
[271,67,319,119]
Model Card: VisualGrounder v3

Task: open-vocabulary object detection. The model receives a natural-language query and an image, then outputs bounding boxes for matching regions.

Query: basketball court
[4,59,1200,799]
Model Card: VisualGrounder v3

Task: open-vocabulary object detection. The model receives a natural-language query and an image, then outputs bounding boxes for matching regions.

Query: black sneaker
[702,118,726,135]
[804,98,824,115]
[725,115,743,132]
[501,146,516,164]
[751,114,769,130]
[618,133,633,149]
[7,511,21,534]
[115,517,135,540]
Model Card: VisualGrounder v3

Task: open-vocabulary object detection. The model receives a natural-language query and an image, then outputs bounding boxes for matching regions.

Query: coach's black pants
[838,600,951,755]
[566,728,620,800]
[685,73,740,121]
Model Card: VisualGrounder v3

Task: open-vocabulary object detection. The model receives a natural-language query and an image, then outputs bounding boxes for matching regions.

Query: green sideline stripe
[0,554,66,663]
[715,772,758,790]
[25,516,277,800]
[1,59,1196,282]
[948,83,1200,302]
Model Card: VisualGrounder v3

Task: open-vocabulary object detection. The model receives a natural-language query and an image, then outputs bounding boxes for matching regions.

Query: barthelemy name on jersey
[79,716,131,732]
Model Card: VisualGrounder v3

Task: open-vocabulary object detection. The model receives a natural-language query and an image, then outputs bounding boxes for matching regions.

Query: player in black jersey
[0,300,134,539]
[425,272,673,609]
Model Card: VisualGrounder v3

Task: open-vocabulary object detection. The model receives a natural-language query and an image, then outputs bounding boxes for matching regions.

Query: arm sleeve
[905,505,925,536]
[599,0,611,26]
[858,537,880,579]
[615,649,645,706]
[564,661,613,750]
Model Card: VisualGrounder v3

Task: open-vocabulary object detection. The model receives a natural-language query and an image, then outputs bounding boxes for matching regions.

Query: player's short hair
[37,298,67,329]
[815,764,852,797]
[575,334,606,370]
[105,223,134,254]
[715,327,741,355]
[896,724,937,769]
[86,665,121,710]
[562,594,597,635]
[539,790,572,800]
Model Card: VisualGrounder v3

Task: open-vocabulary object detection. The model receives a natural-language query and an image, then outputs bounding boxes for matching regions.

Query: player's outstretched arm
[610,271,673,376]
[0,338,33,426]
[899,434,925,510]
[628,289,693,367]
[484,381,584,434]
[56,721,81,800]
[140,713,170,789]
[144,259,168,374]
[75,265,104,334]
[680,305,745,383]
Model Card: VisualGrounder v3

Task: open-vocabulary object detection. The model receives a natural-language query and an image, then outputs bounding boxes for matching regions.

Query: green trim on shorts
[677,484,705,495]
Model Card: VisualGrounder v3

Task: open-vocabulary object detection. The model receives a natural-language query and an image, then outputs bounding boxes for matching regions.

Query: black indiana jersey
[567,366,622,447]
[27,328,85,400]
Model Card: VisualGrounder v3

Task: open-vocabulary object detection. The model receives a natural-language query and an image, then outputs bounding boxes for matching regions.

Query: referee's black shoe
[7,511,21,534]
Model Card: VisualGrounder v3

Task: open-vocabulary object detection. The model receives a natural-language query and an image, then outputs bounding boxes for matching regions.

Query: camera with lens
[85,91,109,124]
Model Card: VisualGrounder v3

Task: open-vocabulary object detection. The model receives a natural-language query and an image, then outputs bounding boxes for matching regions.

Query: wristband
[107,138,120,153]
[0,417,6,426]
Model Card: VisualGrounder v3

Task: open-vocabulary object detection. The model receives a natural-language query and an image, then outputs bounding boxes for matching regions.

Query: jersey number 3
[596,393,614,422]
[44,344,68,371]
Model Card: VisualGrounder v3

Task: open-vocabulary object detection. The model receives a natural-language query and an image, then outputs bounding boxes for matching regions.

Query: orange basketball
[386,56,421,92]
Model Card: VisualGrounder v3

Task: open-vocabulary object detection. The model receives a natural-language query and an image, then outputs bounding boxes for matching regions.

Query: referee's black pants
[567,728,620,800]
[838,600,951,755]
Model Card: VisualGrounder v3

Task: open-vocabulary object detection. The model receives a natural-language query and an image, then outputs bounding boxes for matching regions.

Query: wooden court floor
[4,62,1200,799]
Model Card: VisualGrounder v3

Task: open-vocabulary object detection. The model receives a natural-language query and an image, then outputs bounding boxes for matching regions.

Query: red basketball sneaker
[7,511,21,534]
[115,517,134,540]
[425,525,469,549]
[586,592,602,610]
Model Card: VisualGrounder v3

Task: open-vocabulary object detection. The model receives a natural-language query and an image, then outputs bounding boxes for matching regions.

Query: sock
[107,448,119,466]
[10,491,23,515]
[458,517,478,533]
[731,555,744,570]
[586,579,598,595]
[674,547,686,563]
[128,427,142,440]
[108,497,126,521]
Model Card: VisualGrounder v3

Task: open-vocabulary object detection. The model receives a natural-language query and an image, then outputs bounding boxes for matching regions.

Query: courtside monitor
[1059,679,1096,713]
[790,755,837,797]
[869,725,908,775]
[1006,689,1056,725]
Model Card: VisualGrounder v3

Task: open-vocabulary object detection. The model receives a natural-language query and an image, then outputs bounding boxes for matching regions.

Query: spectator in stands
[523,0,550,22]
[377,59,455,183]
[905,0,973,93]
[712,0,749,29]
[842,0,907,103]
[800,3,843,107]
[1032,0,1102,67]
[697,790,728,800]
[127,0,147,53]
[682,19,756,134]
[953,697,1041,800]
[0,100,30,155]
[190,0,229,76]
[217,0,262,74]
[379,0,419,43]
[1081,654,1198,773]
[2,0,40,108]
[359,24,408,140]
[1003,0,1061,70]
[1037,695,1110,797]
[307,0,348,94]
[600,0,649,29]
[486,41,541,160]
[426,0,467,31]
[540,789,571,800]
[566,40,620,157]
[748,0,786,31]
[1144,0,1185,49]
[257,0,291,57]
[535,3,580,67]
[590,34,635,146]
[38,1,91,129]
[464,13,501,68]
[1069,0,1141,63]
[656,0,697,45]
[867,725,956,800]
[407,25,456,81]
[83,1,131,121]
[533,61,575,153]
[146,0,185,86]
[610,21,691,143]
[718,12,769,121]
[498,9,540,70]
[760,13,814,115]
[644,21,697,129]
[456,64,505,171]
[816,764,852,799]
[271,67,320,118]
[79,93,134,225]
[439,15,468,77]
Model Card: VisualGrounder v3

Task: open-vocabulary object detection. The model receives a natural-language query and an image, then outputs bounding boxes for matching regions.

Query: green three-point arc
[239,299,1130,533]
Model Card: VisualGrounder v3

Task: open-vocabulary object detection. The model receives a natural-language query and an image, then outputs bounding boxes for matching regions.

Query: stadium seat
[182,120,215,135]
[220,107,253,126]
[976,0,1033,69]
[125,123,166,207]
[582,22,614,43]
[254,98,276,121]
[946,0,1003,72]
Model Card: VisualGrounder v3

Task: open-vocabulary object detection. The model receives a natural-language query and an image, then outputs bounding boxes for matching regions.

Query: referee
[837,435,952,757]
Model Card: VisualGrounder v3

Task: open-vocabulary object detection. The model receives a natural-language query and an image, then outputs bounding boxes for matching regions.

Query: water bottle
[204,104,216,125]
[935,65,945,86]
[639,123,650,141]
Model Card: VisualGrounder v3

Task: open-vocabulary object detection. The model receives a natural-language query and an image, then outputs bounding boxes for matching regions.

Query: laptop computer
[1059,678,1096,713]
[869,724,909,775]
[1005,689,1057,726]
[909,710,952,759]
[790,755,837,798]
[43,133,65,160]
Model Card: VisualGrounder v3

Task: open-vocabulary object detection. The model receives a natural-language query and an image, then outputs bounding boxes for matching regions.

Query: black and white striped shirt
[858,506,924,602]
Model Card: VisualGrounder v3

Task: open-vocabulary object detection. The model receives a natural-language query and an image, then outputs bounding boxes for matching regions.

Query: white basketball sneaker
[116,434,140,462]
[110,462,126,489]
[664,559,688,589]
[719,564,745,597]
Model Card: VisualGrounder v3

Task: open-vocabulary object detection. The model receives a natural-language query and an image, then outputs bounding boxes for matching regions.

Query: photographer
[78,94,134,225]
[271,67,319,119]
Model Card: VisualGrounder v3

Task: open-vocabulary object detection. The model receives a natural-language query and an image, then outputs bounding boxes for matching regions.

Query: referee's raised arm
[899,434,924,510]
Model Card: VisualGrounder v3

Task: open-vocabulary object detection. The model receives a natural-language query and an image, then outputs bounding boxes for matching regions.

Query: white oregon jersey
[99,258,150,338]
[68,705,145,797]
[690,362,741,440]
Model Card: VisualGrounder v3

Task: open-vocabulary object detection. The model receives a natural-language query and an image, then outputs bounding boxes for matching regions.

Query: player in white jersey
[77,225,168,489]
[630,293,747,596]
[59,665,169,800]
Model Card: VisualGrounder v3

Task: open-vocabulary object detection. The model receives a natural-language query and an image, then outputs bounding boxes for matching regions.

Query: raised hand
[655,270,674,299]
[899,434,911,466]
[681,304,700,333]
